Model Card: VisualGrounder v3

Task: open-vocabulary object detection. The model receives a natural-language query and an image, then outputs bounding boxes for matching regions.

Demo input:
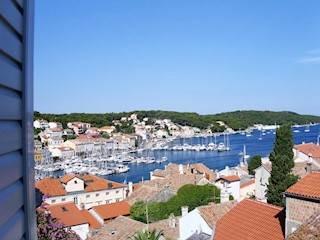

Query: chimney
[181,206,189,217]
[128,182,133,194]
[306,162,312,173]
[215,170,220,179]
[220,186,230,203]
[225,166,229,176]
[168,213,176,228]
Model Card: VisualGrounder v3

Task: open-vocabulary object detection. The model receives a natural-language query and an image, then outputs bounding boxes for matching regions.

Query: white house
[48,121,63,129]
[45,202,89,239]
[36,174,128,210]
[254,164,271,202]
[34,119,49,129]
[51,147,75,159]
[48,136,64,152]
[179,202,237,240]
[45,127,63,138]
[293,142,320,162]
[215,175,241,201]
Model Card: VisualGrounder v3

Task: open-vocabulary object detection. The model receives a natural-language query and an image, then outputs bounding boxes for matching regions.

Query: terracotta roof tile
[286,211,320,240]
[149,216,180,239]
[47,202,88,227]
[80,210,102,229]
[295,143,320,159]
[285,171,320,199]
[88,216,145,240]
[218,175,240,182]
[36,174,125,197]
[126,185,161,205]
[92,201,131,220]
[214,199,285,240]
[198,201,238,229]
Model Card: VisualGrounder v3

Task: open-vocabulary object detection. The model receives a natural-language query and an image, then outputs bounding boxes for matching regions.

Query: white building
[48,122,63,129]
[48,136,64,152]
[51,147,75,159]
[215,175,241,201]
[179,202,237,240]
[34,119,49,129]
[36,174,128,210]
[254,164,271,202]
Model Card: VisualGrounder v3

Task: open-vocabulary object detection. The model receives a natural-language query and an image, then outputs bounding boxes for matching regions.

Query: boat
[217,142,226,152]
[115,164,130,173]
[258,131,262,141]
[242,145,250,163]
[305,125,310,133]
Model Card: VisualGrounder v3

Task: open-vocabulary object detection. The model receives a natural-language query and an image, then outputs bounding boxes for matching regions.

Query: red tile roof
[47,202,88,227]
[285,171,320,199]
[214,199,285,240]
[218,175,240,182]
[295,143,320,159]
[92,201,131,220]
[36,174,125,197]
[80,210,102,229]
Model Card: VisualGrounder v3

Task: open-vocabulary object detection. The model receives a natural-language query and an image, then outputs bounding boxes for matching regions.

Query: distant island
[34,110,320,132]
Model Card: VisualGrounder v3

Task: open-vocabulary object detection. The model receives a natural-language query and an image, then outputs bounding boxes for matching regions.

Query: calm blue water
[107,125,320,184]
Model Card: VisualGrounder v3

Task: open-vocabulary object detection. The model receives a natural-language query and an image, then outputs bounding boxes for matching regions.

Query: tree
[248,155,262,175]
[129,229,164,240]
[267,124,298,207]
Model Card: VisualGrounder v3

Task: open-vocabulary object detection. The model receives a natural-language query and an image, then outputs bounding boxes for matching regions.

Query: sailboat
[243,145,250,163]
[305,125,310,133]
[258,130,262,141]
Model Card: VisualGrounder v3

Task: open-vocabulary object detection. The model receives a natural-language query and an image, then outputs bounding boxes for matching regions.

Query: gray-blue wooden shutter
[0,0,36,239]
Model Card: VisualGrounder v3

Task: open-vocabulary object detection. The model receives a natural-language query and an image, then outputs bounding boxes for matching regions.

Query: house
[44,127,63,138]
[68,122,91,135]
[156,129,169,139]
[48,121,63,129]
[89,201,131,225]
[254,163,271,202]
[34,119,49,129]
[45,202,90,239]
[36,174,127,209]
[214,175,241,201]
[63,128,74,136]
[98,126,115,135]
[63,139,94,155]
[34,140,42,150]
[47,136,64,152]
[213,199,285,239]
[293,142,320,162]
[179,201,237,240]
[51,147,75,159]
[284,171,320,237]
[34,150,45,163]
[240,179,255,200]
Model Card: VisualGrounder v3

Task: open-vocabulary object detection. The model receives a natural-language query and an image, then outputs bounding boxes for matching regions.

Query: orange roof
[35,177,67,196]
[50,127,63,132]
[285,171,320,199]
[218,175,240,182]
[214,199,285,240]
[36,174,125,197]
[295,143,320,159]
[80,210,102,229]
[240,179,255,189]
[92,201,131,220]
[47,202,88,227]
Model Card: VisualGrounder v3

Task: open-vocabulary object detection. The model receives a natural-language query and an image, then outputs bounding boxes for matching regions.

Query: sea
[106,124,320,184]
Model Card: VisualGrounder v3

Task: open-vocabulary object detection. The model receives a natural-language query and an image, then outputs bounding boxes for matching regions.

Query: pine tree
[267,124,298,206]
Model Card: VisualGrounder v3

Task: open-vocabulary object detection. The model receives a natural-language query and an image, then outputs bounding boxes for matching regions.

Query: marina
[35,124,320,184]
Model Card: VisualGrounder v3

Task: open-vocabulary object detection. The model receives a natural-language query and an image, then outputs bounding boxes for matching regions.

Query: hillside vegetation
[34,110,320,131]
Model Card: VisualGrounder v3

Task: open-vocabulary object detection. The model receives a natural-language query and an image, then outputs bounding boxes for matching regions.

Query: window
[86,194,90,198]
[51,199,56,204]
[106,192,109,195]
[96,201,102,205]
[96,193,100,197]
[62,198,66,202]
[116,198,121,202]
[116,190,119,194]
[74,197,78,204]
[74,180,78,184]
[105,200,111,204]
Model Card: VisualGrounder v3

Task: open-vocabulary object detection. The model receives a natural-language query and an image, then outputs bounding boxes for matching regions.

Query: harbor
[35,124,320,183]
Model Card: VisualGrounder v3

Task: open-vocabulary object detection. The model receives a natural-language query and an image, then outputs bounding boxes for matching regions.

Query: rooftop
[80,210,102,229]
[214,199,285,240]
[285,171,320,199]
[92,201,131,220]
[46,202,88,227]
[217,175,241,182]
[36,174,125,197]
[198,201,238,229]
[295,143,320,159]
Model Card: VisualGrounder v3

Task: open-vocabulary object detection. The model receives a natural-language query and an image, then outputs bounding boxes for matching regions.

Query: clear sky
[35,1,320,116]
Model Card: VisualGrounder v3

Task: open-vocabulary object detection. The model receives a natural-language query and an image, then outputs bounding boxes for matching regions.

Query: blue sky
[35,1,320,115]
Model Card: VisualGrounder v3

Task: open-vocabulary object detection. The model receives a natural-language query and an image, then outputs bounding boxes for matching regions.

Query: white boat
[115,164,130,173]
[217,142,226,152]
[243,145,250,163]
[293,129,300,133]
[305,126,310,132]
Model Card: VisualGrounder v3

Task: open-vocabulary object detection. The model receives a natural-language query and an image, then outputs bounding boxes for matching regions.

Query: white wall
[215,180,240,201]
[179,208,212,240]
[255,167,270,202]
[240,183,255,201]
[65,177,85,192]
[89,209,104,225]
[70,223,89,240]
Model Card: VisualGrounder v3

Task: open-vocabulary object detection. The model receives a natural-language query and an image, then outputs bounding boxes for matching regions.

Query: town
[34,113,320,239]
